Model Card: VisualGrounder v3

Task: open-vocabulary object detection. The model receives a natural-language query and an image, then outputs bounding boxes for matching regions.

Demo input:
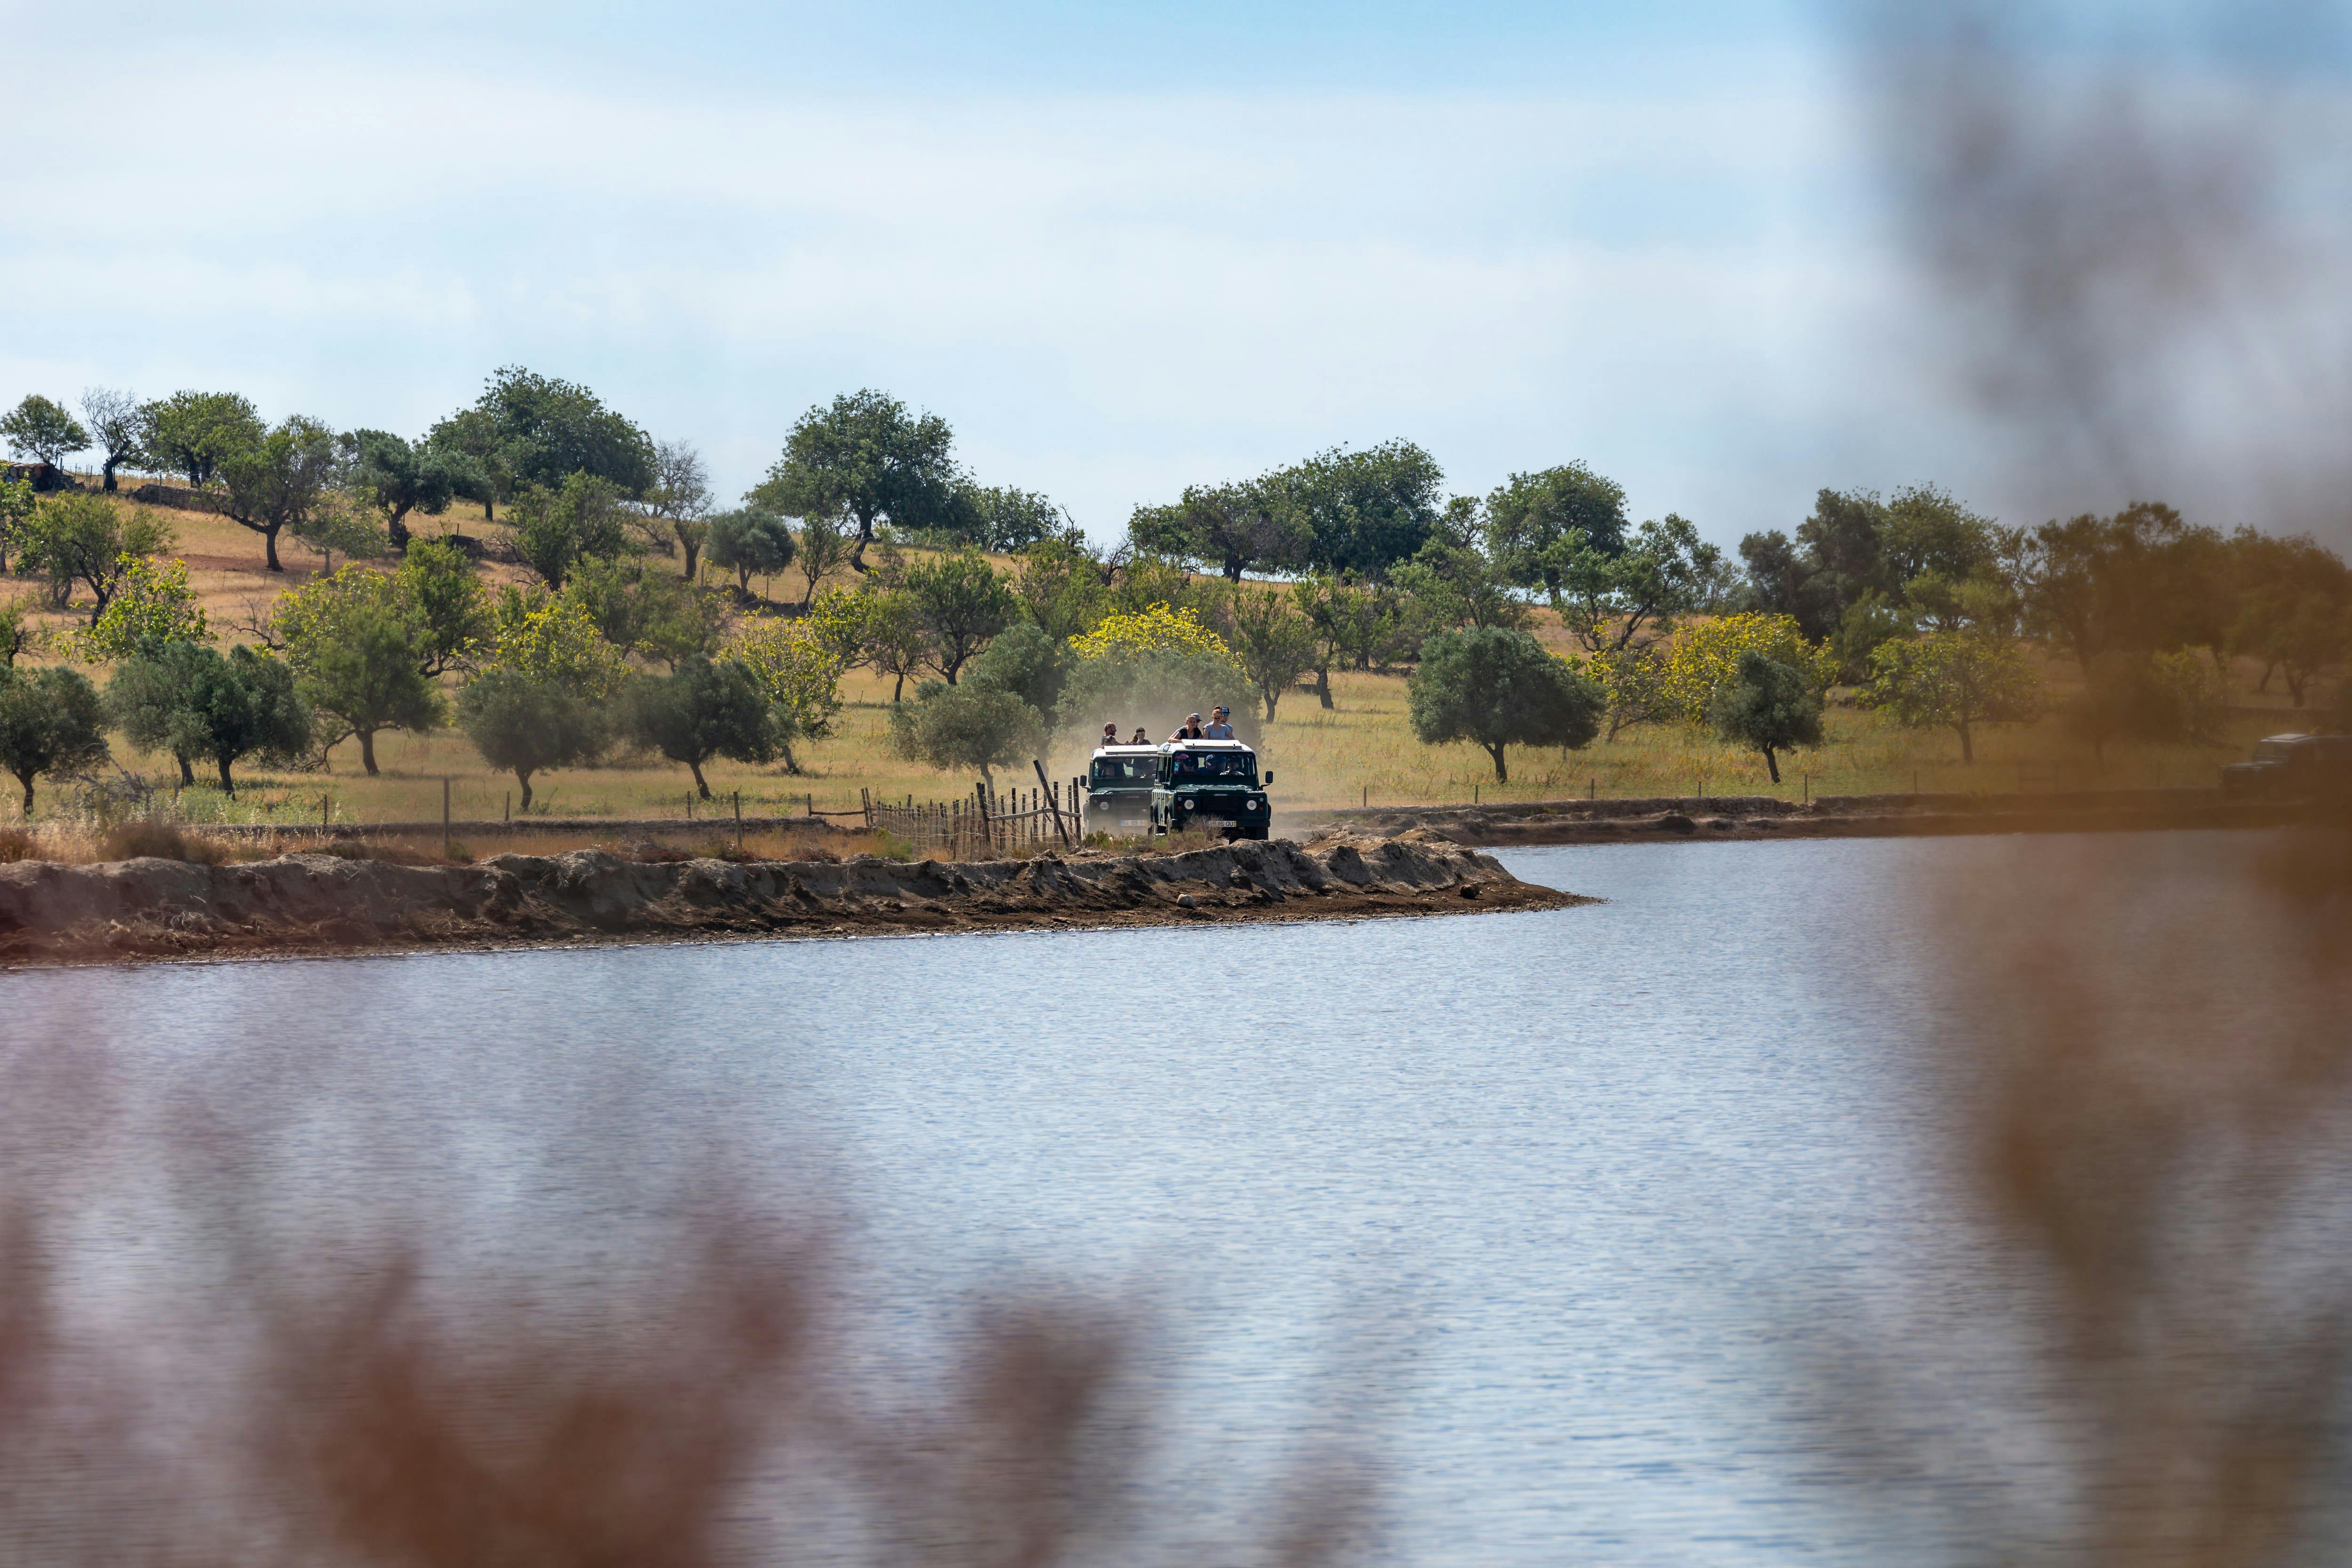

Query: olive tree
[344,429,479,551]
[903,548,1015,683]
[624,657,780,799]
[888,681,1044,788]
[457,669,606,811]
[513,473,634,589]
[751,389,958,573]
[1230,589,1319,721]
[0,664,109,814]
[1406,625,1601,782]
[108,642,311,796]
[703,507,797,599]
[1708,651,1822,784]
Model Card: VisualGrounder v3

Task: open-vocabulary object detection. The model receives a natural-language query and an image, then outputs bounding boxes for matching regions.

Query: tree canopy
[900,549,1016,683]
[751,389,957,573]
[143,391,263,487]
[1708,651,1822,784]
[888,680,1045,787]
[1,395,89,468]
[218,415,342,572]
[344,429,480,551]
[17,494,173,624]
[625,657,781,799]
[703,506,797,598]
[1406,625,1600,782]
[108,642,311,796]
[432,366,655,498]
[1482,462,1629,589]
[0,664,109,813]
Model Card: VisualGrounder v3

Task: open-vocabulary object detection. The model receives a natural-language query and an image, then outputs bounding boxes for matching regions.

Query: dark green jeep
[1085,746,1163,835]
[1150,740,1273,841]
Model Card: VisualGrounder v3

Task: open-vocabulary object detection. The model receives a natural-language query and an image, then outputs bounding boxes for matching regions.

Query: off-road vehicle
[1084,745,1163,836]
[2220,732,2352,800]
[1149,740,1273,841]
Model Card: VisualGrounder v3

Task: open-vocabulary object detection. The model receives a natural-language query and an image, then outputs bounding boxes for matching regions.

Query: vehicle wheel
[1242,826,1269,841]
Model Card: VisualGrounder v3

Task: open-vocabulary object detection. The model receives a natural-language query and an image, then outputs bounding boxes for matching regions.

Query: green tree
[964,620,1071,715]
[719,617,844,775]
[17,493,172,623]
[561,554,728,669]
[1,395,89,469]
[110,642,310,796]
[1406,626,1600,782]
[647,438,714,579]
[1229,589,1319,721]
[0,475,39,574]
[142,391,263,487]
[0,665,109,814]
[83,556,208,661]
[1269,440,1446,579]
[902,549,1016,682]
[1483,463,1628,590]
[274,567,446,775]
[0,597,36,667]
[394,538,491,677]
[950,483,1071,552]
[1708,651,1823,784]
[344,429,479,551]
[1128,479,1311,583]
[2062,649,2225,759]
[1389,535,1529,635]
[751,389,958,573]
[288,492,387,572]
[421,407,513,519]
[218,415,342,572]
[626,657,781,799]
[1867,630,2044,763]
[512,473,634,589]
[703,506,798,598]
[2018,501,2211,670]
[792,512,850,610]
[79,388,145,492]
[1549,514,1727,654]
[434,366,656,497]
[457,669,604,811]
[889,681,1044,788]
[1011,536,1110,642]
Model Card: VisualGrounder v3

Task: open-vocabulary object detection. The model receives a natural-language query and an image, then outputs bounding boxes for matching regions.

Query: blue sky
[3,1,2342,546]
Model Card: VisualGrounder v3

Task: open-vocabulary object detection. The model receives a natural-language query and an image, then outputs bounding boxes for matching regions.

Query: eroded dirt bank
[1303,788,2301,848]
[0,835,1586,967]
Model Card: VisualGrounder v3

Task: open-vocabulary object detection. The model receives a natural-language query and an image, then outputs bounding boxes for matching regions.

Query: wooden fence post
[734,790,743,852]
[1035,759,1070,847]
[442,777,451,857]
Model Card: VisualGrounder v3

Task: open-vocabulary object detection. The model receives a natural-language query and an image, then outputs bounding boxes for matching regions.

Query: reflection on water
[1,833,2344,1564]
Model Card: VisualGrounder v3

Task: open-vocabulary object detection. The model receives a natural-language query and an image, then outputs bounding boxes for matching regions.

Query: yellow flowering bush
[1659,613,1838,724]
[1069,602,1231,661]
[81,554,208,661]
[719,615,845,740]
[483,585,627,698]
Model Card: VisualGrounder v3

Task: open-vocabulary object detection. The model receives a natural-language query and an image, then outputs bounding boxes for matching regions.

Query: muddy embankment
[0,835,1585,967]
[1304,788,2303,847]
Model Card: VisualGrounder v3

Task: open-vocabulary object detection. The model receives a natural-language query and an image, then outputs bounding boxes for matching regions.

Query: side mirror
[1263,772,1274,786]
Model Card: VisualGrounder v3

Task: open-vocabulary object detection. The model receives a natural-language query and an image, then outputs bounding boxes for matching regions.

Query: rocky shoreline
[0,835,1587,967]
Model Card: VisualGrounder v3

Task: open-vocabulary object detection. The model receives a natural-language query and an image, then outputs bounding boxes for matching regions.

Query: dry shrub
[0,828,32,866]
[96,819,229,865]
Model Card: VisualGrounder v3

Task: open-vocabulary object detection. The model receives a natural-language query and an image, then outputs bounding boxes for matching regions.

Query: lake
[0,831,2325,1564]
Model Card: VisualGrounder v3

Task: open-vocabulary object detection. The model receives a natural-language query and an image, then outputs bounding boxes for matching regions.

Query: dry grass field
[1,486,2317,828]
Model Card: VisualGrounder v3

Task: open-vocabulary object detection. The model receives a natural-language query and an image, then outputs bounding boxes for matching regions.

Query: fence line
[861,778,1075,854]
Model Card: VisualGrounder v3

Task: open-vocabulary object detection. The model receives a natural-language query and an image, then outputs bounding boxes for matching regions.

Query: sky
[1,0,2344,549]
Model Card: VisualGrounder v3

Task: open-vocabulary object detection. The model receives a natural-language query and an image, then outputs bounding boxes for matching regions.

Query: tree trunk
[683,539,701,581]
[387,509,412,553]
[891,671,906,702]
[358,729,380,776]
[262,523,283,573]
[690,759,711,800]
[779,738,802,776]
[485,495,496,521]
[1314,665,1333,709]
[849,517,875,574]
[2258,660,2277,693]
[217,755,237,796]
[2287,669,2308,707]
[1263,689,1279,722]
[1958,721,1974,764]
[516,769,533,810]
[176,753,194,788]
[102,457,119,492]
[1763,745,1780,784]
[1487,742,1509,782]
[15,772,30,815]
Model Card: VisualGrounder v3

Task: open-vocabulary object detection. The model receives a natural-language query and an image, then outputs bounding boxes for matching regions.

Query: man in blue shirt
[1203,706,1236,739]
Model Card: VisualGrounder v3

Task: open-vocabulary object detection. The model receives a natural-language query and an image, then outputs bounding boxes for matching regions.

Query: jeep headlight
[1181,798,1195,811]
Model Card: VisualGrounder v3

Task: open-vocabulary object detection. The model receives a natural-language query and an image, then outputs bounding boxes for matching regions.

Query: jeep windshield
[1169,751,1257,785]
[1090,756,1157,786]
